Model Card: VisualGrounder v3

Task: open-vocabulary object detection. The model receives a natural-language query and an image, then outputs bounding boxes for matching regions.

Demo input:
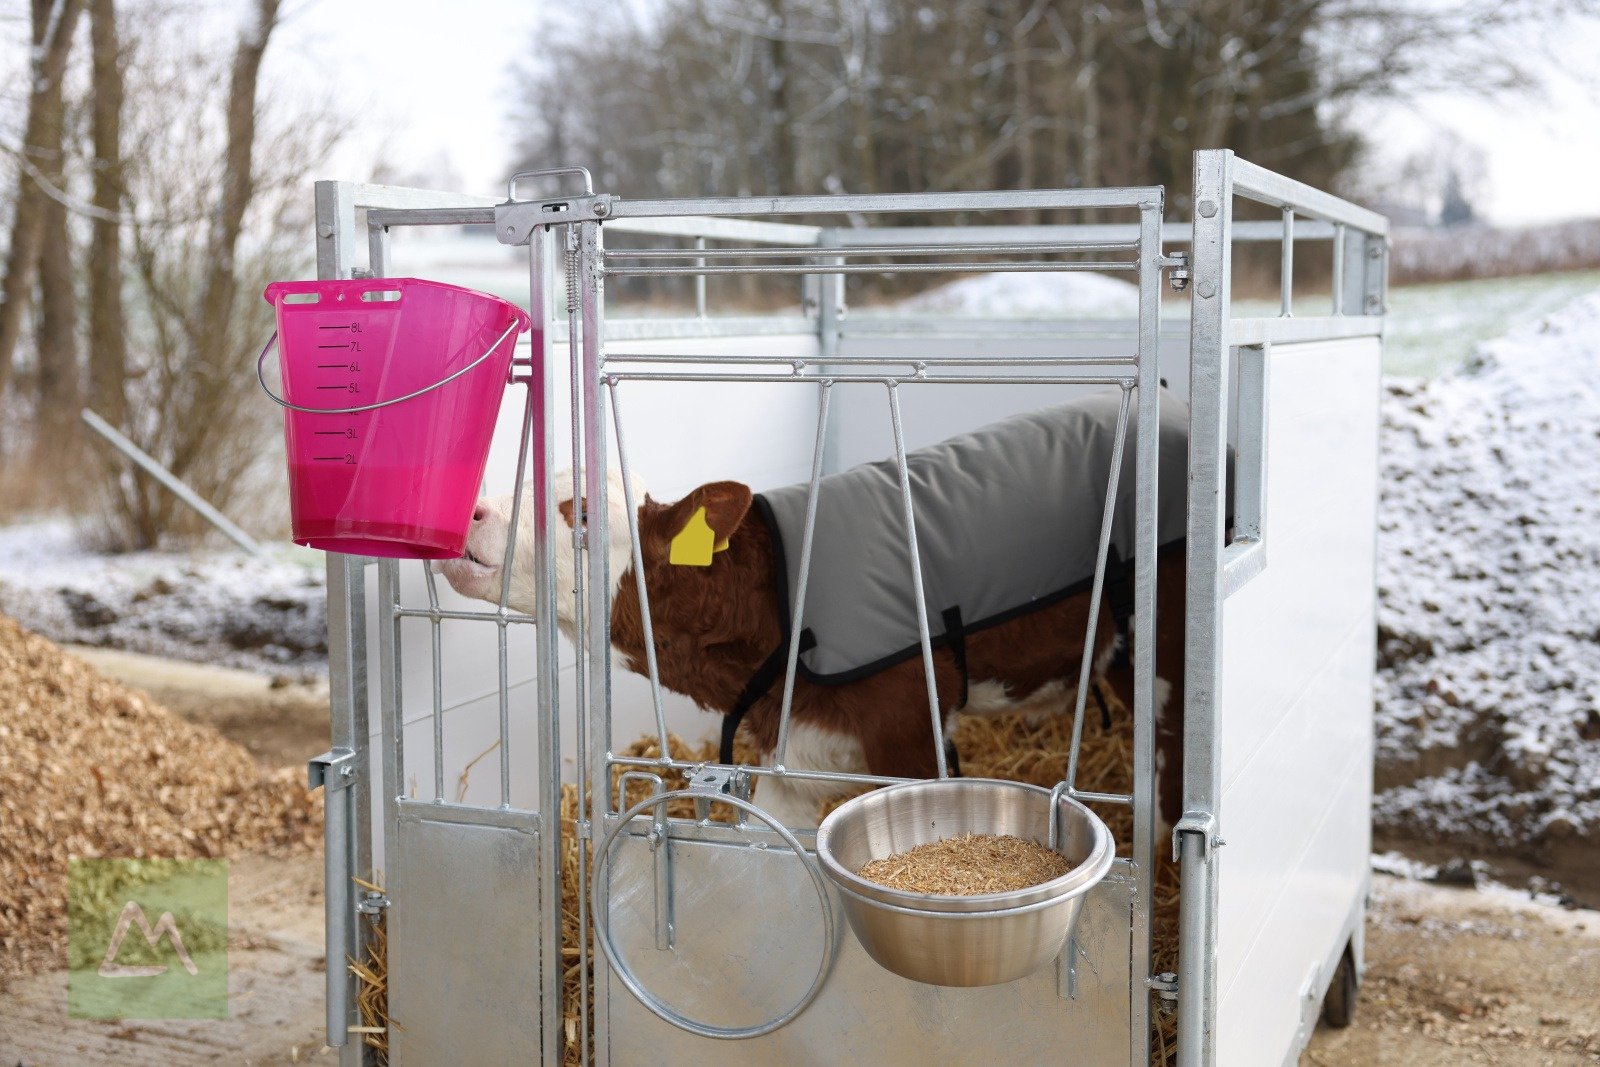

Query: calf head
[437,472,763,659]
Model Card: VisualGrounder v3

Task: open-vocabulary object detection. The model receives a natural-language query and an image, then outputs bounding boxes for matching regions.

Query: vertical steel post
[1330,223,1345,316]
[314,180,369,1065]
[1179,149,1235,1067]
[815,232,844,476]
[1128,194,1164,1067]
[530,223,565,1067]
[1279,208,1294,317]
[579,218,615,1066]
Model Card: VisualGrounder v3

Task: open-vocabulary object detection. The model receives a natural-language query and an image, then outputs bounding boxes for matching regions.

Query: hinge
[687,764,753,824]
[307,749,357,792]
[1148,971,1179,1008]
[356,890,391,915]
[1162,250,1190,291]
[1172,810,1224,862]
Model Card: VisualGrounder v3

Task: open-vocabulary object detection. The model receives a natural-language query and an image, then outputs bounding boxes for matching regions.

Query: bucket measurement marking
[317,322,362,332]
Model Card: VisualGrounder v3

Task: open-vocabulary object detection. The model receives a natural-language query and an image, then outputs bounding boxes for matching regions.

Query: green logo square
[67,858,229,1020]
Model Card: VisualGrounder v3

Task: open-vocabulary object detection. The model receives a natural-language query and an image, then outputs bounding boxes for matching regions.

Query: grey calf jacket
[752,388,1191,685]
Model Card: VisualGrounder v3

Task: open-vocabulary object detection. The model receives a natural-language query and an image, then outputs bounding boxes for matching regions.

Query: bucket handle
[255,319,519,415]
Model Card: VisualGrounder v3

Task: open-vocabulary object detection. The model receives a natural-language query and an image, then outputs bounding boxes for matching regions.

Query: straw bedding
[0,616,321,985]
[555,678,1180,1066]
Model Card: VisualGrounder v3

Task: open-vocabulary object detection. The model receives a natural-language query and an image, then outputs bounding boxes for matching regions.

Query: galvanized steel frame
[312,154,1384,1066]
[1178,149,1388,1067]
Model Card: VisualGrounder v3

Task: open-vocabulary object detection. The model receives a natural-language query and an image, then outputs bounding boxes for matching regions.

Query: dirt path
[0,854,331,1066]
[67,645,329,768]
[1304,875,1600,1065]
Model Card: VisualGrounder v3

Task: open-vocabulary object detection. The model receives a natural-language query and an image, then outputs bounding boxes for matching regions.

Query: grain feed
[857,833,1070,895]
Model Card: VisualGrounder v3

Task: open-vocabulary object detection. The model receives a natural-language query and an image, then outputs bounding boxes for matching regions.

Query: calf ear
[665,481,752,566]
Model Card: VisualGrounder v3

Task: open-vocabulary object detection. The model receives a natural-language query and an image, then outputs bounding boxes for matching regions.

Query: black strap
[940,605,969,710]
[720,629,817,764]
[1091,680,1113,731]
[1104,550,1136,669]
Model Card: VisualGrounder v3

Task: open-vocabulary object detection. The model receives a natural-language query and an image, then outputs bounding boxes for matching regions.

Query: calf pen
[302,150,1387,1066]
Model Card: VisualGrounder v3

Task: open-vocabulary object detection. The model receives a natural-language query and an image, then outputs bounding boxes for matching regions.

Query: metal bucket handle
[590,789,838,1041]
[254,319,518,416]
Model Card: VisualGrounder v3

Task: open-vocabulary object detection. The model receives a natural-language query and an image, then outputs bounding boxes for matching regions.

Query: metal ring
[590,789,837,1040]
[506,165,594,201]
[255,320,518,416]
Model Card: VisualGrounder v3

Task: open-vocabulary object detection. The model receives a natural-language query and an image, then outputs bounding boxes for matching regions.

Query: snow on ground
[882,270,1141,319]
[1374,289,1600,861]
[0,521,326,678]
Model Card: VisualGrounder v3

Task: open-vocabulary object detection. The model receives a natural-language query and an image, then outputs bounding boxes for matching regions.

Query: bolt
[1196,280,1217,299]
[1197,199,1218,218]
[318,223,335,238]
[592,201,609,217]
[1368,244,1383,260]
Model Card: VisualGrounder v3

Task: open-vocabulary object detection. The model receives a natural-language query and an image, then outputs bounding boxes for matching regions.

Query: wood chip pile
[0,616,321,984]
[858,832,1071,894]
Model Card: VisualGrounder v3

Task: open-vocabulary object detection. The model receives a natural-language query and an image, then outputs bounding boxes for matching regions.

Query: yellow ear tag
[670,506,726,566]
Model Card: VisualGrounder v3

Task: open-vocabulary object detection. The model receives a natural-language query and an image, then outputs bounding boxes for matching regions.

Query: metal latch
[307,749,356,792]
[687,765,752,824]
[1172,810,1224,862]
[1164,251,1191,291]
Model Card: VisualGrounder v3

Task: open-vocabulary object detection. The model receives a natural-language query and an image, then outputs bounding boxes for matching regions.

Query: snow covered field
[0,523,326,678]
[1373,288,1600,879]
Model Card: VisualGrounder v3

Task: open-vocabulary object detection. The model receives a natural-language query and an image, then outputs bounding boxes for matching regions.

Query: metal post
[579,218,615,1066]
[1179,149,1236,1067]
[1128,195,1164,1067]
[530,224,565,1067]
[1279,207,1293,317]
[314,180,370,1066]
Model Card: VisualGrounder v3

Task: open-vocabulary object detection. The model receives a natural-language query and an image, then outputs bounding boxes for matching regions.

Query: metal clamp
[256,321,519,416]
[1171,810,1223,863]
[590,789,837,1040]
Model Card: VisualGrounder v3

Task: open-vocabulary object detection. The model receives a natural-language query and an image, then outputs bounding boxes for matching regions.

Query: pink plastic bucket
[260,277,533,559]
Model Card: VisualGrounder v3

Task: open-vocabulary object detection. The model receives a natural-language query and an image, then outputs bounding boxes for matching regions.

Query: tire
[1321,943,1360,1029]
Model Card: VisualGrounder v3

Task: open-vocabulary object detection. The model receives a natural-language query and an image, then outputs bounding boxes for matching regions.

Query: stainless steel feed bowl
[815,778,1115,987]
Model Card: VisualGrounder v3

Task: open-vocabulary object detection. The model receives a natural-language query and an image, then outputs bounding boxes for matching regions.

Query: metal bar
[693,237,707,317]
[312,753,354,1046]
[1064,386,1133,792]
[1231,157,1390,235]
[602,372,1137,387]
[1227,316,1382,346]
[836,219,1337,246]
[531,225,565,1067]
[886,383,948,779]
[79,409,262,555]
[314,180,367,1067]
[1330,224,1346,316]
[608,185,1163,219]
[394,796,542,830]
[606,755,910,790]
[394,605,538,624]
[1179,147,1237,1067]
[1280,208,1294,316]
[422,564,446,802]
[602,353,1136,367]
[1128,196,1164,1067]
[1068,788,1134,807]
[579,218,615,1065]
[603,259,1135,278]
[839,317,1188,339]
[496,383,536,808]
[772,382,833,769]
[605,378,672,754]
[606,240,1137,259]
[598,214,822,245]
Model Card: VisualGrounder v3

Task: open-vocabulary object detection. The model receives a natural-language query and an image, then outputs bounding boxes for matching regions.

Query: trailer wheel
[1321,944,1360,1028]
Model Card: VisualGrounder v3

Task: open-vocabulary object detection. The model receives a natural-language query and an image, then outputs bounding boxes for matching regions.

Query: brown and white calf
[438,468,1185,828]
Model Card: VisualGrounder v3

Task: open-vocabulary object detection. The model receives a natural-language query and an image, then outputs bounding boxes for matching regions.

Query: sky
[3,0,1599,225]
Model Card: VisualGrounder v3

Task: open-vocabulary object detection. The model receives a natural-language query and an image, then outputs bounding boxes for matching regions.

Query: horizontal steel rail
[609,186,1162,219]
[1228,315,1384,346]
[606,240,1138,259]
[602,259,1134,277]
[833,220,1338,246]
[601,353,1136,367]
[602,371,1138,387]
[1230,158,1389,236]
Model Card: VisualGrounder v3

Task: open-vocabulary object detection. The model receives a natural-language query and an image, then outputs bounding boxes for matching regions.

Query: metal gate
[307,151,1387,1067]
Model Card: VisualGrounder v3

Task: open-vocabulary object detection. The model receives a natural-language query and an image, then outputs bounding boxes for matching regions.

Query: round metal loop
[255,320,518,416]
[590,789,837,1040]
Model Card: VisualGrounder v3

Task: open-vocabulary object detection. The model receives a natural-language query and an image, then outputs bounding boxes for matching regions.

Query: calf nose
[472,503,488,522]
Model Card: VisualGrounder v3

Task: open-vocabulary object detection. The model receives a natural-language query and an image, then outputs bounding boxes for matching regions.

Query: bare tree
[0,0,86,394]
[86,0,127,427]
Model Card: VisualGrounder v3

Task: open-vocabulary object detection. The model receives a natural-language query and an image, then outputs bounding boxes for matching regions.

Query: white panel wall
[362,329,824,866]
[1213,337,1379,1066]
